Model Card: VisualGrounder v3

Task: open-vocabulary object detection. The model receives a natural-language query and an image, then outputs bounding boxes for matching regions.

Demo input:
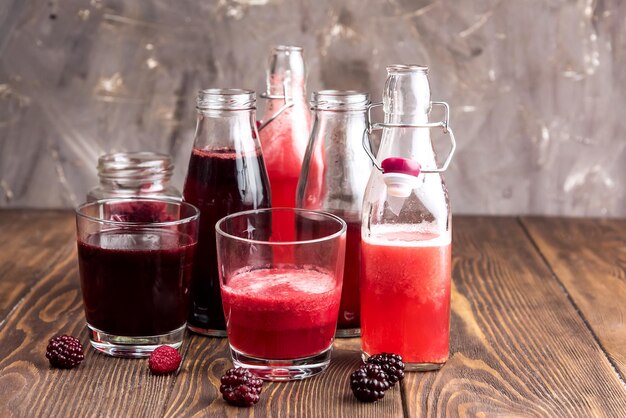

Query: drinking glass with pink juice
[361,64,457,370]
[216,208,346,381]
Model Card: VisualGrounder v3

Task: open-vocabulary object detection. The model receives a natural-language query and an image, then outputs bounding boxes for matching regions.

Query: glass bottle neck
[194,109,259,153]
[378,120,437,171]
[267,75,306,100]
[377,65,437,169]
[383,112,429,125]
[266,46,306,100]
[314,110,367,142]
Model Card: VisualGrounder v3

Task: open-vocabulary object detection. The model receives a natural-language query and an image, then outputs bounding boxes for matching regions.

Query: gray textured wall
[0,0,624,216]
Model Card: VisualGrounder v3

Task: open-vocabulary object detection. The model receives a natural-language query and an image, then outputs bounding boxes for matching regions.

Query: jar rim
[197,88,256,110]
[98,151,174,181]
[273,45,303,52]
[311,90,370,111]
[216,208,346,246]
[76,198,200,227]
[387,64,429,73]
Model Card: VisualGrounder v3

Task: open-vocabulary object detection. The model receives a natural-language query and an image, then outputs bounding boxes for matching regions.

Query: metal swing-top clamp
[362,101,457,174]
[258,72,294,131]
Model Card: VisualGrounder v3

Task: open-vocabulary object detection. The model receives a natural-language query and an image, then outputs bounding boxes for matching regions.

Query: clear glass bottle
[87,152,180,201]
[183,89,271,336]
[361,65,456,370]
[297,90,372,337]
[259,45,312,211]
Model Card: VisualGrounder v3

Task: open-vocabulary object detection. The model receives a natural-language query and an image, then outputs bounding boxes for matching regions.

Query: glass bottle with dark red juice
[297,90,372,337]
[183,89,271,336]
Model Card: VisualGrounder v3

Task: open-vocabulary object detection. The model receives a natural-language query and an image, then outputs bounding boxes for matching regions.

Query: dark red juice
[337,220,361,330]
[78,229,196,337]
[183,147,270,333]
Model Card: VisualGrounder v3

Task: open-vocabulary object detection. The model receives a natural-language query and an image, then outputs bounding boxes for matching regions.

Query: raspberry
[46,335,84,369]
[220,368,263,407]
[366,353,405,386]
[350,363,390,403]
[148,346,182,375]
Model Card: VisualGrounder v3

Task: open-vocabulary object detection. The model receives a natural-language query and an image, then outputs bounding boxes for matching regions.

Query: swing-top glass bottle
[360,65,456,370]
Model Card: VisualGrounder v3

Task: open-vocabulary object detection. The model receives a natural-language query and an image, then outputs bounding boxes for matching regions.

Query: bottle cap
[381,157,421,197]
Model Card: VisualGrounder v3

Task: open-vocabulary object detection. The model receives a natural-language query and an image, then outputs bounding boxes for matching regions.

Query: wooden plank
[2,213,625,417]
[521,217,626,377]
[0,210,75,320]
[402,217,626,417]
[163,336,404,417]
[0,241,177,417]
[0,210,402,418]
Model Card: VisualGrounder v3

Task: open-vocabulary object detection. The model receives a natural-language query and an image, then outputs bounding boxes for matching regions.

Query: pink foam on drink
[222,267,341,359]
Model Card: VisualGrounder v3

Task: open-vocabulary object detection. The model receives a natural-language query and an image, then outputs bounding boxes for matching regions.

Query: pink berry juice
[259,84,311,211]
[260,85,312,251]
[361,230,451,366]
[221,267,341,359]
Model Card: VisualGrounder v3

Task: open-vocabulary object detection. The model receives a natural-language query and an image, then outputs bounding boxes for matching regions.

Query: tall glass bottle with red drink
[361,65,457,370]
[297,90,372,337]
[183,89,271,336]
[259,45,312,212]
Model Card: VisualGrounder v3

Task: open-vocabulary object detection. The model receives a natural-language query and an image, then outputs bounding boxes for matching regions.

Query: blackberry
[367,353,405,386]
[45,335,84,369]
[350,363,390,402]
[220,368,263,407]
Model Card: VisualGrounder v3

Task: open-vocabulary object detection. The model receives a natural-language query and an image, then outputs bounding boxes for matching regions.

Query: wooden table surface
[0,210,624,417]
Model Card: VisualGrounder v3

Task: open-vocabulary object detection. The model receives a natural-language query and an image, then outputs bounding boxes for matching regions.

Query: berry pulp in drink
[221,267,341,359]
